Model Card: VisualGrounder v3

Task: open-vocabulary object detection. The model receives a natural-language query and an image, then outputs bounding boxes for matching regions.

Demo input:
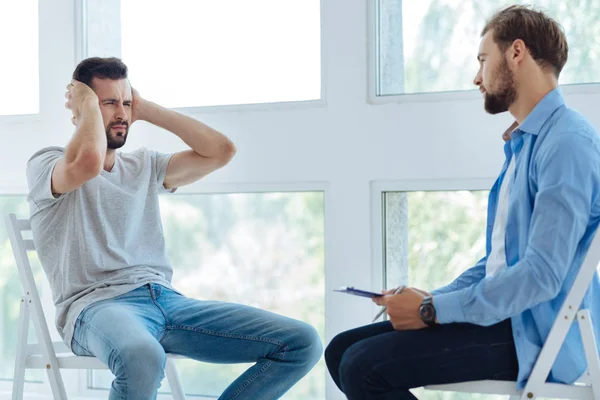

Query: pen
[372,285,406,323]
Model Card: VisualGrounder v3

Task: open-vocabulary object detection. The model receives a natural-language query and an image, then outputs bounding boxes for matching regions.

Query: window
[375,0,600,97]
[84,0,322,108]
[383,190,495,400]
[0,1,39,116]
[89,192,326,399]
[383,190,488,291]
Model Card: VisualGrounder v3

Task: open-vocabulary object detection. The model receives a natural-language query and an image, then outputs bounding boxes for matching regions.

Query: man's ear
[510,39,527,64]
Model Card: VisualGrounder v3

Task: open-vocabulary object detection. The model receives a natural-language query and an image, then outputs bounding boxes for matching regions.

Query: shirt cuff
[433,291,466,324]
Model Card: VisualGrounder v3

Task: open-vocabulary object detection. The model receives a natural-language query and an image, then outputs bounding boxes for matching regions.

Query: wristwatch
[419,296,437,327]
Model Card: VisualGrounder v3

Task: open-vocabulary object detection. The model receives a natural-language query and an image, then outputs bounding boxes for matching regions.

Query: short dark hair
[481,5,568,77]
[72,57,128,87]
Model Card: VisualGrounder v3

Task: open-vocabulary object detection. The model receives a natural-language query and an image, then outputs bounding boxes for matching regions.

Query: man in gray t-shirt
[26,57,322,400]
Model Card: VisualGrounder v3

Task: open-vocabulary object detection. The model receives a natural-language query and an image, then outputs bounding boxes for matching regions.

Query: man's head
[474,5,568,114]
[73,57,132,150]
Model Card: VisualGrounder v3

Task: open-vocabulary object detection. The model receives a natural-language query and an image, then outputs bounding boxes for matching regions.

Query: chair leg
[12,298,28,400]
[165,358,186,400]
[578,310,600,400]
[44,365,68,400]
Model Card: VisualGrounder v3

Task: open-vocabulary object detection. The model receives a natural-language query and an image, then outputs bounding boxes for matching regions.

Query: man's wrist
[80,96,100,114]
[135,99,150,122]
[419,295,438,326]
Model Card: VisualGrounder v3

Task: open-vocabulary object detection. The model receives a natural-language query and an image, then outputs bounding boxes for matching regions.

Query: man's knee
[338,341,386,392]
[292,322,323,369]
[112,339,166,385]
[324,330,349,368]
[274,320,322,371]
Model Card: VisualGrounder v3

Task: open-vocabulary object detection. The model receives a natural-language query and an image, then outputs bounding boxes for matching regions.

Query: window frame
[370,178,493,292]
[75,0,328,113]
[366,0,600,105]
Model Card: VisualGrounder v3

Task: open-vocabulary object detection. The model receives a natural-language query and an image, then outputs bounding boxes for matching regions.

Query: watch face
[420,304,434,321]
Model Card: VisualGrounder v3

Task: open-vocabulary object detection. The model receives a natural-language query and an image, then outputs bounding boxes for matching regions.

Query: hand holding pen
[372,285,406,322]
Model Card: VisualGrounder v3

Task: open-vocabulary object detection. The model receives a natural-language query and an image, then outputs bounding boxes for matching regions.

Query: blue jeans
[71,283,323,400]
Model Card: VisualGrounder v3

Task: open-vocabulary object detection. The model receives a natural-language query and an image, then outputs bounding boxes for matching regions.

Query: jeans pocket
[71,314,92,356]
[70,336,91,356]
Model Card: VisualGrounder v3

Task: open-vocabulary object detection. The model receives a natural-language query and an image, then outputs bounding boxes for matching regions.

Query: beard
[484,57,518,115]
[106,121,129,149]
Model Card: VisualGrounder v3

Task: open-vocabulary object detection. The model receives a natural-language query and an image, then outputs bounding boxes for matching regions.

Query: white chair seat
[24,352,185,370]
[426,379,595,399]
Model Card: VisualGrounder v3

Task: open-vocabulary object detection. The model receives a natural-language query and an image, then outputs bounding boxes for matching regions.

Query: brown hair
[72,57,128,87]
[481,5,568,77]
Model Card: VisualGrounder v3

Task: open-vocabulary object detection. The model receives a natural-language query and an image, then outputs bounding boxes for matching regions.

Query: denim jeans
[71,283,323,400]
[325,319,519,399]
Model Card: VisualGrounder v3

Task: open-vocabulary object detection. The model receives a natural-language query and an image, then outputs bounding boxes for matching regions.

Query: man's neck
[509,74,558,124]
[104,150,116,172]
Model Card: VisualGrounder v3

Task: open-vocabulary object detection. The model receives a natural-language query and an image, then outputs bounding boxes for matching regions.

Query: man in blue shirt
[325,5,600,399]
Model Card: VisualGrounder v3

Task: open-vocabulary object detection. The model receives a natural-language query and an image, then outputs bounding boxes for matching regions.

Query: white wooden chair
[5,213,187,400]
[425,230,600,400]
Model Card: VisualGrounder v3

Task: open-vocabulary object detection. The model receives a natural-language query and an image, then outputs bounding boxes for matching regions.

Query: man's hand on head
[65,80,98,126]
[131,87,149,125]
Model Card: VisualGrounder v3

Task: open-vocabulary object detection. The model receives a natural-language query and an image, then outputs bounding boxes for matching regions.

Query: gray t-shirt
[26,146,177,348]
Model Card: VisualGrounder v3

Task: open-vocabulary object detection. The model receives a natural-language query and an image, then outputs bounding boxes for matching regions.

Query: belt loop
[147,283,155,299]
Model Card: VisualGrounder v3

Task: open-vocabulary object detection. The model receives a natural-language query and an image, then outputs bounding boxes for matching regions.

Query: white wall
[2,0,600,399]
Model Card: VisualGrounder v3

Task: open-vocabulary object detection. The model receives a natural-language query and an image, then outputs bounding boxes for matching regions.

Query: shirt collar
[518,88,565,136]
[502,121,519,142]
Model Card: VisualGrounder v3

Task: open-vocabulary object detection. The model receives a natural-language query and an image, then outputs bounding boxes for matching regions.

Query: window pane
[0,1,39,115]
[384,191,488,291]
[377,0,600,96]
[85,0,321,107]
[0,197,43,383]
[91,192,325,399]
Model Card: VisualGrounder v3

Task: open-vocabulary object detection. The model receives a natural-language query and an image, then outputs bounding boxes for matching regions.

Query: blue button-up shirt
[432,88,600,389]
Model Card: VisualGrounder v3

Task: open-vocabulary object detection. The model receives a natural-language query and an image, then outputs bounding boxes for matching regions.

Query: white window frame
[366,0,600,105]
[74,0,328,114]
[370,178,493,291]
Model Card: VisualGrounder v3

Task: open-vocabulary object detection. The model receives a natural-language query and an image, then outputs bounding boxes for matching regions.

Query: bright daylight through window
[377,0,600,96]
[0,1,39,116]
[85,0,322,108]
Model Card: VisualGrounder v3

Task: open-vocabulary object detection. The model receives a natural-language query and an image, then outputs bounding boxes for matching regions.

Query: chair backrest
[525,227,600,389]
[4,213,61,369]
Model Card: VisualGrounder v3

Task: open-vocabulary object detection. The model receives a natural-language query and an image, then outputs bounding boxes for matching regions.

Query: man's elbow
[217,140,237,166]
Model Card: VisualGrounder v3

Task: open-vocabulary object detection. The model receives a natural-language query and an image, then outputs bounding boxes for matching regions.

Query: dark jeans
[325,319,519,400]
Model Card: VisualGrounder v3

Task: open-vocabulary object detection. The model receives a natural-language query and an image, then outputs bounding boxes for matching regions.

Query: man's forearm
[139,101,235,159]
[65,99,106,164]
